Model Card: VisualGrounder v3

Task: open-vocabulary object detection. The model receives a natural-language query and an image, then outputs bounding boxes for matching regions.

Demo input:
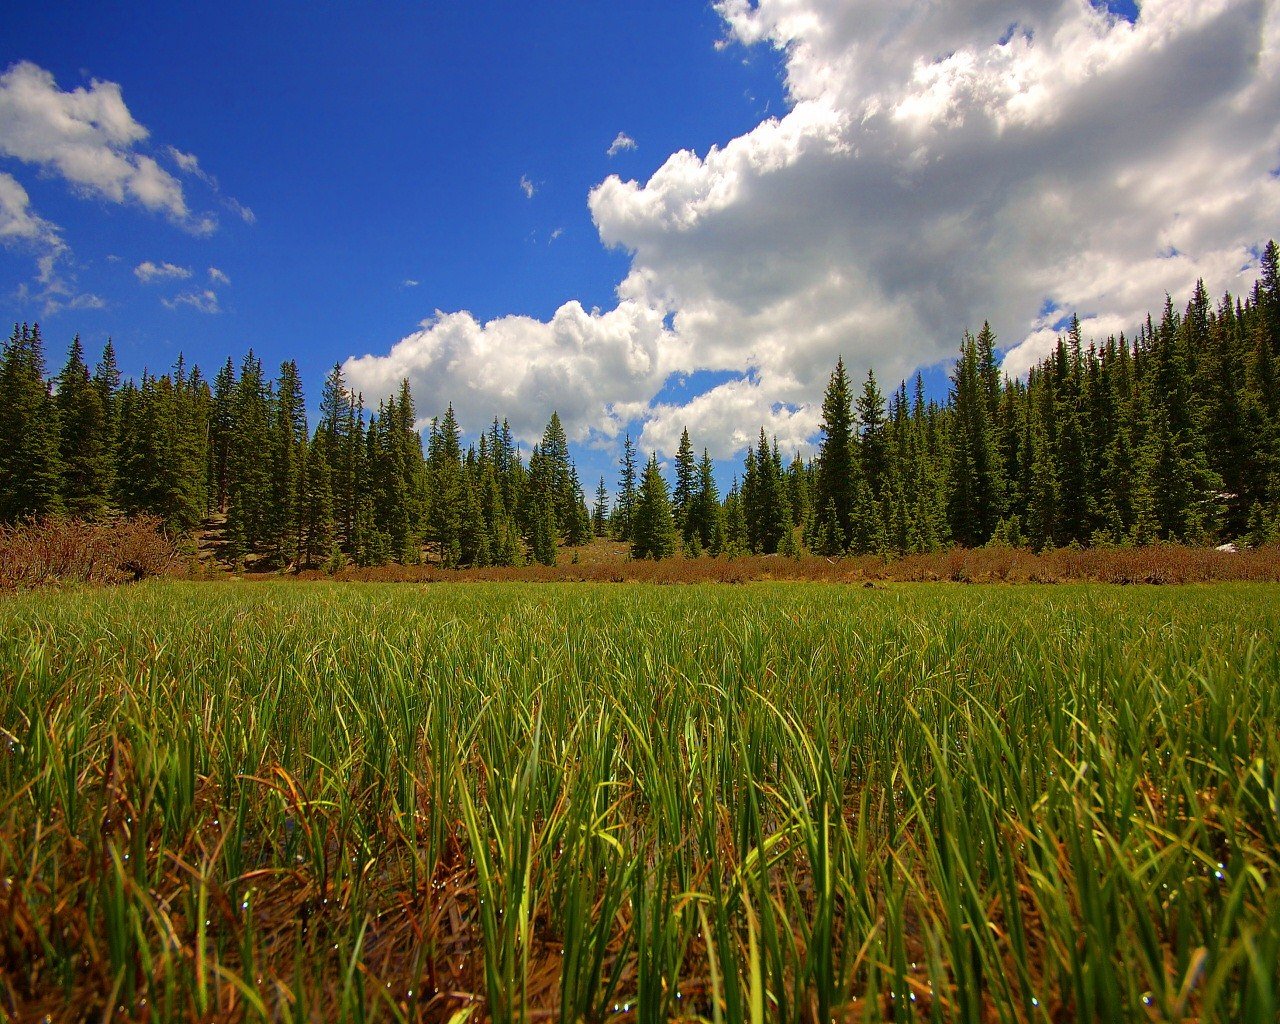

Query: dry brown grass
[297,541,1280,586]
[0,515,178,591]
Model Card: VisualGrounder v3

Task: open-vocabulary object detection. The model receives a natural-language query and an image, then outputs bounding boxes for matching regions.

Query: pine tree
[225,352,273,557]
[631,454,677,560]
[856,369,888,497]
[672,427,697,537]
[270,360,308,563]
[93,339,121,502]
[613,433,638,541]
[948,332,1005,545]
[0,324,63,521]
[592,476,609,536]
[55,336,112,518]
[743,429,789,553]
[209,358,236,514]
[812,357,855,552]
[688,448,723,552]
[300,431,336,567]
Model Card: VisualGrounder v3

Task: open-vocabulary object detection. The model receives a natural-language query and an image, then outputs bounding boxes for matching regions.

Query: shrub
[0,515,178,590]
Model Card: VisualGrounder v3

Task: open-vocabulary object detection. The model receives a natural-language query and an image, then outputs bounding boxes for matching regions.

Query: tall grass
[0,581,1277,1021]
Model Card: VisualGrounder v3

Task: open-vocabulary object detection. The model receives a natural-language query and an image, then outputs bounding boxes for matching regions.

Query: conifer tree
[688,448,723,552]
[270,360,308,563]
[209,358,236,513]
[55,336,111,518]
[812,356,855,552]
[672,427,697,535]
[632,454,677,560]
[613,432,638,541]
[300,431,336,567]
[0,324,63,521]
[592,476,609,536]
[856,369,888,497]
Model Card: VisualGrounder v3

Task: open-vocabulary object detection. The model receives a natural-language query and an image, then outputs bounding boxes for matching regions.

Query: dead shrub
[0,515,178,590]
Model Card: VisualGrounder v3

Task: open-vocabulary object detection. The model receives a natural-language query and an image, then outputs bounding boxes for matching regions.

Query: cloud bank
[346,0,1280,459]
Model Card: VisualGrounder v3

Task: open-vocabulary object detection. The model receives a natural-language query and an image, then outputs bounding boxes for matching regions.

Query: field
[1,582,1277,1023]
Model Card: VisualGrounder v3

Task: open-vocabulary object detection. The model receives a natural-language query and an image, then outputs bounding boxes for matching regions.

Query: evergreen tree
[856,368,888,497]
[300,431,336,567]
[55,336,112,518]
[672,427,697,536]
[631,454,677,560]
[688,448,723,552]
[948,331,1006,545]
[592,476,609,536]
[613,432,638,541]
[812,356,856,552]
[270,360,308,563]
[0,324,63,521]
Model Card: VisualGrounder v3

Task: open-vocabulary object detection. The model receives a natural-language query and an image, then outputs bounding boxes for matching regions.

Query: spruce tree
[856,368,888,497]
[614,432,638,541]
[270,360,308,563]
[55,336,112,518]
[812,356,855,552]
[0,324,63,521]
[631,454,677,560]
[592,476,609,536]
[672,426,697,536]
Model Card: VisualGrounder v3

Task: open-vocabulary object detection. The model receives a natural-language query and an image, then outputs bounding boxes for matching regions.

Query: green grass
[1,581,1278,1022]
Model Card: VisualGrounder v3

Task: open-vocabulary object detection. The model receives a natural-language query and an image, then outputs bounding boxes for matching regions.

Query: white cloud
[208,266,231,285]
[0,171,105,315]
[403,278,420,287]
[135,260,191,283]
[519,174,536,199]
[549,227,564,243]
[165,144,255,225]
[345,300,676,445]
[607,132,638,157]
[226,197,256,224]
[0,171,57,243]
[163,288,220,314]
[0,61,213,230]
[349,0,1280,460]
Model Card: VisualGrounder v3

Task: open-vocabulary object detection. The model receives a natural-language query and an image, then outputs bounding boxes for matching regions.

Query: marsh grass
[0,581,1277,1022]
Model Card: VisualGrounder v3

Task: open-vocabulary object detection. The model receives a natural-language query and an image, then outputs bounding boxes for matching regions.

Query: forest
[1,241,1277,569]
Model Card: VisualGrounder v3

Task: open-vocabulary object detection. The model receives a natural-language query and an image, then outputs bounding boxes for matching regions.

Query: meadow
[0,581,1277,1023]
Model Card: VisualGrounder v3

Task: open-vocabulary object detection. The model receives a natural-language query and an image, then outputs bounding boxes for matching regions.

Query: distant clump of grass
[0,581,1277,1022]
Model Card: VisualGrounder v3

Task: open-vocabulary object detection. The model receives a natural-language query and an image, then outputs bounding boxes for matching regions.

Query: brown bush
[0,515,179,590]
[289,541,1280,586]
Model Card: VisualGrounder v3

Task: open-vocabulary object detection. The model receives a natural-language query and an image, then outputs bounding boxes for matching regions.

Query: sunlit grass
[1,581,1277,1022]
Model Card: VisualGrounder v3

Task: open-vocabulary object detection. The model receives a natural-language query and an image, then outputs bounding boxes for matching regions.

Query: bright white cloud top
[607,132,638,157]
[345,0,1280,459]
[134,260,191,284]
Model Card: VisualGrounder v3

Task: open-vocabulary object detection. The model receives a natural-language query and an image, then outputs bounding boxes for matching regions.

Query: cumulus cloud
[349,0,1280,459]
[519,174,536,199]
[607,132,638,156]
[135,260,191,283]
[345,300,676,444]
[403,278,419,288]
[208,266,231,285]
[0,171,57,244]
[163,288,220,314]
[0,61,214,230]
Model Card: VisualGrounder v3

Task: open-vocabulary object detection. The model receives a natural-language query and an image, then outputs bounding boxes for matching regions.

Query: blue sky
[2,0,1274,492]
[0,3,781,375]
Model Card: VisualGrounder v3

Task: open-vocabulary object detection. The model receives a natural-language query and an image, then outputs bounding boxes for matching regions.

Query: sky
[2,0,1277,490]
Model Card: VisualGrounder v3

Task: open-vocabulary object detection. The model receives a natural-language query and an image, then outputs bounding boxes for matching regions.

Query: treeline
[0,331,596,567]
[1,243,1278,565]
